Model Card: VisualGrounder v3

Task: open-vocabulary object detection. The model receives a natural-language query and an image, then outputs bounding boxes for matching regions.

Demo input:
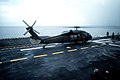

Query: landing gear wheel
[43,44,48,49]
[43,45,45,49]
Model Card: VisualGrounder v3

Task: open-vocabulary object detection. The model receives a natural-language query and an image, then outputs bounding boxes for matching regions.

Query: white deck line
[20,45,56,51]
[20,47,42,51]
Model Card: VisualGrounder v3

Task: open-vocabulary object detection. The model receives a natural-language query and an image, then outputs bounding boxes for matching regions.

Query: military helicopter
[23,20,92,48]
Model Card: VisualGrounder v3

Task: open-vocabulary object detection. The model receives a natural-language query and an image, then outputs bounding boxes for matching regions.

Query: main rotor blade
[67,26,94,28]
[31,20,37,27]
[23,28,30,35]
[33,29,40,34]
[23,20,31,27]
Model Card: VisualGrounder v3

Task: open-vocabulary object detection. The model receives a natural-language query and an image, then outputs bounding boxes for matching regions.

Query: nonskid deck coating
[0,37,120,80]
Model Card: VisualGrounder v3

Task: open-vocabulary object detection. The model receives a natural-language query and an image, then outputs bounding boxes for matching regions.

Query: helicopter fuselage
[23,20,92,48]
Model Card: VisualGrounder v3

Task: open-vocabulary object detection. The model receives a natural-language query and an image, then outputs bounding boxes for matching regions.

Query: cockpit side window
[70,34,77,40]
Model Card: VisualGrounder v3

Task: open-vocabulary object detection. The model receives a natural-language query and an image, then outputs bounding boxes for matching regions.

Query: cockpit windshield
[62,31,69,34]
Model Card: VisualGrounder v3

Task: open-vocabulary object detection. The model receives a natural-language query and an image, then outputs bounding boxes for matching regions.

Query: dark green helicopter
[23,20,92,48]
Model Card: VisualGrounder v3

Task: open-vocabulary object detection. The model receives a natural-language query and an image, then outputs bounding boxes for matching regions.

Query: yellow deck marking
[34,54,47,58]
[10,57,28,62]
[68,49,77,52]
[52,51,64,55]
[80,47,88,50]
[0,62,2,64]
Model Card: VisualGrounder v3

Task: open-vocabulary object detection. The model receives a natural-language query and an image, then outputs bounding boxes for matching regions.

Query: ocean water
[0,26,120,39]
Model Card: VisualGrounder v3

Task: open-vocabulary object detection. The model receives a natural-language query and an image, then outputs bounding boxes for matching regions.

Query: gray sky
[0,0,120,26]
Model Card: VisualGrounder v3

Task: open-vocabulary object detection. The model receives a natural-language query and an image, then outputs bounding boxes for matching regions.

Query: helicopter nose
[26,27,29,30]
[89,35,92,40]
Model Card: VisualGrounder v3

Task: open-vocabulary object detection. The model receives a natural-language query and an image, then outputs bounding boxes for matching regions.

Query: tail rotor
[31,20,37,27]
[33,29,40,34]
[23,29,31,35]
[23,20,40,35]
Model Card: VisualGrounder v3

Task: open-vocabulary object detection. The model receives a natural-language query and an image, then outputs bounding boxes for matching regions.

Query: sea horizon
[0,26,120,39]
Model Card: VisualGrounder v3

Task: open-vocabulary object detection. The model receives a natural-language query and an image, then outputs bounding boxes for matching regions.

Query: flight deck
[0,37,120,80]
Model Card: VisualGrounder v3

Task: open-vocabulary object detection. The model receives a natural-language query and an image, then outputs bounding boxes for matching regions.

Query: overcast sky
[0,0,120,26]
